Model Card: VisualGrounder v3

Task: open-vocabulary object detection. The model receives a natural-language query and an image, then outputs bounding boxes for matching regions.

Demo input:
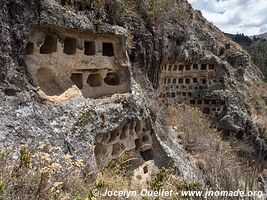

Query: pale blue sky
[188,0,267,36]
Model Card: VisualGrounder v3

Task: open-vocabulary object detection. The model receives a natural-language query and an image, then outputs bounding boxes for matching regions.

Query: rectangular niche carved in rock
[140,149,154,161]
[103,43,114,57]
[87,74,102,87]
[70,73,83,89]
[186,65,191,70]
[201,64,207,70]
[26,42,34,55]
[104,72,120,86]
[209,64,215,70]
[203,107,210,114]
[64,37,77,55]
[84,41,95,55]
[40,35,57,54]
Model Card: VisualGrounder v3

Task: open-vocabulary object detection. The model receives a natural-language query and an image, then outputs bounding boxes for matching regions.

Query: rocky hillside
[256,32,267,40]
[226,33,267,81]
[0,0,267,199]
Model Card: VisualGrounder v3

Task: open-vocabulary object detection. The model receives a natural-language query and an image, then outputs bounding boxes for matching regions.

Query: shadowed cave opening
[87,74,102,87]
[104,72,120,86]
[201,64,207,70]
[40,35,57,54]
[203,107,210,114]
[209,64,215,70]
[140,149,154,161]
[26,42,34,55]
[64,37,76,55]
[70,73,83,89]
[143,166,148,174]
[103,43,114,57]
[84,41,95,55]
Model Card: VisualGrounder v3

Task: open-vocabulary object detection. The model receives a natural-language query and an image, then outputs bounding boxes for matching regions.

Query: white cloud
[188,0,267,36]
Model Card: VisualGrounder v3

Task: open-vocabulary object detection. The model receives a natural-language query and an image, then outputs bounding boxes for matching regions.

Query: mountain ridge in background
[225,32,267,80]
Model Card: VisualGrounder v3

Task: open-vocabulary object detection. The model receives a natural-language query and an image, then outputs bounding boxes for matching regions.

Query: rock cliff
[0,0,266,188]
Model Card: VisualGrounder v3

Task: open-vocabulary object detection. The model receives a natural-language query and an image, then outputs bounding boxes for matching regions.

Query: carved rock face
[158,62,226,119]
[26,25,130,100]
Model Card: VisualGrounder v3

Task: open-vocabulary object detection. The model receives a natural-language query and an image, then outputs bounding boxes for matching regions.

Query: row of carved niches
[161,63,216,72]
[159,62,226,118]
[94,118,154,166]
[161,97,226,118]
[26,26,130,99]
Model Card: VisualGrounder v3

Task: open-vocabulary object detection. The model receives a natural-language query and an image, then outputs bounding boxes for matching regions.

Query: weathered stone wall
[0,0,267,181]
[26,25,130,99]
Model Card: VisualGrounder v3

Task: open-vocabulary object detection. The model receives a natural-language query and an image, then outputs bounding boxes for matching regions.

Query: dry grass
[165,104,260,193]
[0,105,262,200]
[0,144,89,200]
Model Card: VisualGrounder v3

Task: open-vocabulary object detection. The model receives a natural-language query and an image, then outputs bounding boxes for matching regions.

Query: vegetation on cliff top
[226,33,267,81]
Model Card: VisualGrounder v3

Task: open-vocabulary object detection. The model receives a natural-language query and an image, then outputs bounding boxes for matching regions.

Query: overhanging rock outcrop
[0,0,201,181]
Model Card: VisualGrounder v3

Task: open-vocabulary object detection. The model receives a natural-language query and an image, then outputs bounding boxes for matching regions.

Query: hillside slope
[0,0,267,198]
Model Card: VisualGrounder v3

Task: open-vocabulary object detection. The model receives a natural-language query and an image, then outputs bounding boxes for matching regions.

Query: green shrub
[250,95,266,114]
[149,167,174,191]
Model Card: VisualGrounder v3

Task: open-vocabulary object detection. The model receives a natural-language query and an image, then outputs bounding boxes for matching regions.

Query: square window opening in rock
[70,73,83,89]
[64,38,76,55]
[193,78,198,83]
[103,42,114,57]
[87,74,102,87]
[204,100,209,104]
[211,100,217,105]
[201,64,207,70]
[104,72,120,86]
[143,166,148,174]
[143,135,149,142]
[140,149,154,161]
[84,41,96,55]
[40,35,57,54]
[209,64,215,70]
[173,65,178,71]
[26,42,34,55]
[178,79,183,84]
[185,79,190,84]
[179,65,184,71]
[203,107,210,114]
[186,65,191,70]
